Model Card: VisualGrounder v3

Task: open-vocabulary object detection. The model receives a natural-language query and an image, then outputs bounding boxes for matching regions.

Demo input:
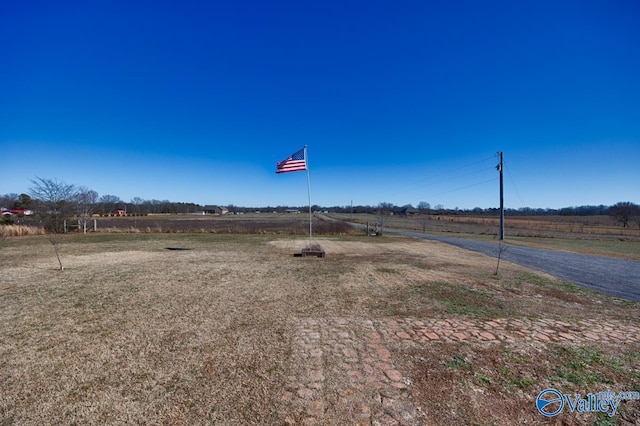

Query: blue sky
[1,0,638,209]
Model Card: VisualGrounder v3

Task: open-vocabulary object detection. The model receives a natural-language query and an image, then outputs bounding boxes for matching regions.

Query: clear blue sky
[2,0,638,209]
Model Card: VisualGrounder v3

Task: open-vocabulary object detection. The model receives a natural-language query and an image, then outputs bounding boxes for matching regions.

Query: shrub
[0,225,46,236]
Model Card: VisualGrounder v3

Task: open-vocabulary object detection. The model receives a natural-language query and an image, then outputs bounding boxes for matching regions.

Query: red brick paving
[284,317,640,424]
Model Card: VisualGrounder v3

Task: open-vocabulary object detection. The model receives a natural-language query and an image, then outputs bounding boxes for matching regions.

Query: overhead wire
[368,153,499,200]
[420,177,498,200]
[503,159,525,208]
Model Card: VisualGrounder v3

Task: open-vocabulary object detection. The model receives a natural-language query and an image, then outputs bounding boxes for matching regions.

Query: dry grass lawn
[1,233,638,425]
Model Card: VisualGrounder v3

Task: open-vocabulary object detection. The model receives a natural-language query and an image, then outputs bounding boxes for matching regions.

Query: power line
[420,165,496,189]
[420,177,498,200]
[504,159,525,208]
[369,154,498,199]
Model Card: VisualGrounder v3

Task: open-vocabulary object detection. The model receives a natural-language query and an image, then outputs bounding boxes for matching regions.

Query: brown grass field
[1,215,639,425]
[332,213,640,261]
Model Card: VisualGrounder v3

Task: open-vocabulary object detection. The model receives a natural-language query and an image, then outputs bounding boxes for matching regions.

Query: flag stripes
[276,148,307,173]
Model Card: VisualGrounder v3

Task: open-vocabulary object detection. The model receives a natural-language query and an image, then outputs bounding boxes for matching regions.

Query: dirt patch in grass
[1,233,638,424]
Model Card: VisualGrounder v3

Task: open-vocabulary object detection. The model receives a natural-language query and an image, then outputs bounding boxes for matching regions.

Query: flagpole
[305,145,312,247]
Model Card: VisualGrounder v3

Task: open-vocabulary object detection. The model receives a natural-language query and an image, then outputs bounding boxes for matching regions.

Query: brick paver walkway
[283,317,640,425]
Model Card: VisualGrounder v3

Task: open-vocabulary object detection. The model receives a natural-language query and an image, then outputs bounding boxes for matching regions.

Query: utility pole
[497,151,504,240]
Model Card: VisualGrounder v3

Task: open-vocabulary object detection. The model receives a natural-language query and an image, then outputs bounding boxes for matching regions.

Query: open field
[329,213,640,241]
[7,211,639,259]
[94,214,353,235]
[330,213,640,261]
[0,214,352,238]
[1,230,639,425]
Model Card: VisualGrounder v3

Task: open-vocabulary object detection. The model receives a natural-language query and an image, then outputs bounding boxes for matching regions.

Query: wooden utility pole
[498,151,504,240]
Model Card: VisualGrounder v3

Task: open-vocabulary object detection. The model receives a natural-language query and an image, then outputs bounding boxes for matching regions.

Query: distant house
[203,205,229,215]
[2,208,34,216]
[114,209,127,216]
[399,207,419,217]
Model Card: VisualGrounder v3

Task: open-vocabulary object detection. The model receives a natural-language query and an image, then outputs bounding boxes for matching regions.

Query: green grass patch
[593,414,619,426]
[512,271,600,305]
[473,373,492,385]
[414,281,511,318]
[511,377,534,389]
[376,267,400,274]
[444,354,472,371]
[548,346,615,386]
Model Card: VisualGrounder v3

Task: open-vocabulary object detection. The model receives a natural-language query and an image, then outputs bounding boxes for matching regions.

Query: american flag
[276,147,307,173]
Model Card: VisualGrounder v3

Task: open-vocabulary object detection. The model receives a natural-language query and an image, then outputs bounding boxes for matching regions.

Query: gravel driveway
[388,229,640,302]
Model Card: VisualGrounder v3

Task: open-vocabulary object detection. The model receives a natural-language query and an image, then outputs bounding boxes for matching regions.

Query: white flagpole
[305,145,312,247]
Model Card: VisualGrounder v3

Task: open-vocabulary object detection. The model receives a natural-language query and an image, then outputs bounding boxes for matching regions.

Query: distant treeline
[0,186,634,218]
[3,178,637,232]
[312,204,615,216]
[0,193,630,217]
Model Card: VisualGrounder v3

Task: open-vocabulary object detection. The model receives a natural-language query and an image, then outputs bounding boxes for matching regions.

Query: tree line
[1,177,639,229]
[322,202,640,228]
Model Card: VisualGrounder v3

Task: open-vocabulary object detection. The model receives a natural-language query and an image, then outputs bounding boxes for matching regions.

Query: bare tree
[76,187,99,233]
[131,196,144,236]
[0,193,19,209]
[417,201,430,212]
[131,197,144,213]
[98,194,122,216]
[29,177,77,271]
[29,177,76,230]
[494,243,509,276]
[609,202,640,228]
[420,215,429,233]
[377,202,394,236]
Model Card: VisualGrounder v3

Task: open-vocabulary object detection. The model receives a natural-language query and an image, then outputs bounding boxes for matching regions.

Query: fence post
[94,219,97,232]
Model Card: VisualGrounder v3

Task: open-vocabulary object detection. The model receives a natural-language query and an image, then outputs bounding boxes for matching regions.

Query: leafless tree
[131,197,144,212]
[377,202,394,236]
[131,196,144,236]
[417,201,430,212]
[76,187,98,233]
[29,177,77,271]
[609,202,640,228]
[494,243,509,276]
[0,193,19,209]
[420,215,429,233]
[98,194,122,216]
